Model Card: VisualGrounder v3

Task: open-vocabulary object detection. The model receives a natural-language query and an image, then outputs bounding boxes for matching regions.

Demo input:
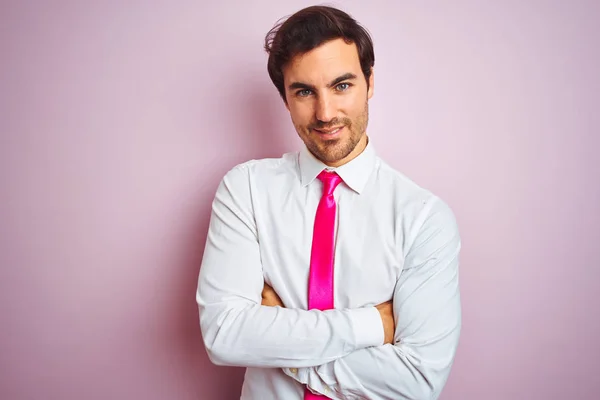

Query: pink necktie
[305,170,342,400]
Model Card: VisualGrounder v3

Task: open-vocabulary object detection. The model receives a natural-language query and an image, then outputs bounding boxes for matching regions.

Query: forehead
[283,38,362,85]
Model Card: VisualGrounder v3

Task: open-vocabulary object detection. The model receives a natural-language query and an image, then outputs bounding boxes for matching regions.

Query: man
[196,5,461,400]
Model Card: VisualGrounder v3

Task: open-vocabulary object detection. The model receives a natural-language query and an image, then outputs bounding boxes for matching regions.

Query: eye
[335,82,351,92]
[296,89,312,97]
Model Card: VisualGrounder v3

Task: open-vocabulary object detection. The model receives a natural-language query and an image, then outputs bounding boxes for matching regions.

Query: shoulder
[219,152,299,189]
[375,158,436,207]
[375,157,459,235]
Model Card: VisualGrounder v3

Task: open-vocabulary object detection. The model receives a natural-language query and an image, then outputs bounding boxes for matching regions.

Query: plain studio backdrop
[1,1,599,399]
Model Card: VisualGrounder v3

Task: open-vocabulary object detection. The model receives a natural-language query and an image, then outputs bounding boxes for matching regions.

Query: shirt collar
[299,137,377,194]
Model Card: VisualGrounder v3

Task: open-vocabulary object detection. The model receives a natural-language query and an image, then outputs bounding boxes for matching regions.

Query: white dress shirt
[196,139,461,400]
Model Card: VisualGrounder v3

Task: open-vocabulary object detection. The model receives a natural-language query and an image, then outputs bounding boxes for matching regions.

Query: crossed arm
[196,166,461,399]
[261,284,396,345]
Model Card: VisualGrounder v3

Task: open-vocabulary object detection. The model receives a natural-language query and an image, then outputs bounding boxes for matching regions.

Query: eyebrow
[288,72,358,92]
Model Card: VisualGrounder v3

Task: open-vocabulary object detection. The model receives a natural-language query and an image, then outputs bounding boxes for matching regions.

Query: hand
[375,300,395,345]
[261,282,284,307]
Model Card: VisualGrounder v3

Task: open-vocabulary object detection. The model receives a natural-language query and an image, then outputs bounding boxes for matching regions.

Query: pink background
[1,1,599,399]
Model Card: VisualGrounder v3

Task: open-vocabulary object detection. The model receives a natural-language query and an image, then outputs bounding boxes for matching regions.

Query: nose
[315,93,335,123]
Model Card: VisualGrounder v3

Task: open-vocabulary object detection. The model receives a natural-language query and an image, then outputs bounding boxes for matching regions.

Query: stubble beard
[298,102,369,165]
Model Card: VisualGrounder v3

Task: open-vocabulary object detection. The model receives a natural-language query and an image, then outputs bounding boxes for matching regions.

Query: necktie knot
[317,170,342,197]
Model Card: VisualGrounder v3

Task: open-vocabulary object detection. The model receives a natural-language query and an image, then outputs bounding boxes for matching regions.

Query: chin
[319,147,352,164]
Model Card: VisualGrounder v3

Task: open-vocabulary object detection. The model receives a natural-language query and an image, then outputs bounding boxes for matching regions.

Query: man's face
[283,38,374,167]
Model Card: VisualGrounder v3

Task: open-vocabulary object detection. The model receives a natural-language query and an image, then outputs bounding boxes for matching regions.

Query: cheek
[344,96,366,117]
[330,93,354,112]
[289,103,314,126]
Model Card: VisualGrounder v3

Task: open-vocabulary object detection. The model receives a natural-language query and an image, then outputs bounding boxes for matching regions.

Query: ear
[367,67,375,100]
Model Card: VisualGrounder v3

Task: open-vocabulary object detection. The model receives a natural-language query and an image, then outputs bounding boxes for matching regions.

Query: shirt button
[290,368,298,374]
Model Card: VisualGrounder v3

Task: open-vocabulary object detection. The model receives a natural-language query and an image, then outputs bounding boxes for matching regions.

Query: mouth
[312,126,344,139]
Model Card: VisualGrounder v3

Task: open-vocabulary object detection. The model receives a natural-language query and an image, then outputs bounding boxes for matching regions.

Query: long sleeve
[285,197,461,399]
[196,165,384,368]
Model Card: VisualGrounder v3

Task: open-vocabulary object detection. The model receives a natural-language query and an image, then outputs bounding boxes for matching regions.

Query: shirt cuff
[349,307,384,349]
[283,366,308,384]
[283,367,333,398]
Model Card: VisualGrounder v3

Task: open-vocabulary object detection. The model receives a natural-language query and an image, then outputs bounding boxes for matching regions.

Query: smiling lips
[313,126,344,138]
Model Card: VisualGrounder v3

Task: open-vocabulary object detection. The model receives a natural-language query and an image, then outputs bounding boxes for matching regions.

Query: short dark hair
[264,5,375,102]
